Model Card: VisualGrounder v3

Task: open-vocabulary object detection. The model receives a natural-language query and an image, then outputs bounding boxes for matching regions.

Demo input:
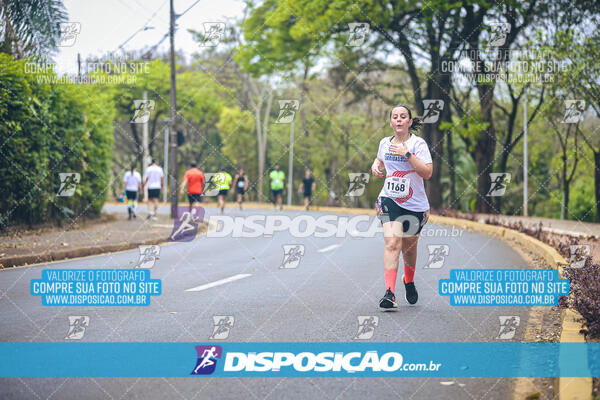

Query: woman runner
[371,105,433,309]
[232,168,249,210]
[122,163,142,220]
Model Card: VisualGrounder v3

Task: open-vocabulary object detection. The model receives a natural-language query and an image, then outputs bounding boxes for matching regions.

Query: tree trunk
[300,65,310,167]
[446,127,456,207]
[422,73,449,210]
[256,107,265,203]
[474,83,496,213]
[595,152,600,222]
[129,123,143,171]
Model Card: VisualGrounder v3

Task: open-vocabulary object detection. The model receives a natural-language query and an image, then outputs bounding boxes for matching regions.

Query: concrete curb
[0,237,166,268]
[0,223,209,269]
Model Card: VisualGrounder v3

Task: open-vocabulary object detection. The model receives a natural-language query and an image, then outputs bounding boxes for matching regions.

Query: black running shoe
[379,289,398,310]
[128,207,132,220]
[403,278,418,305]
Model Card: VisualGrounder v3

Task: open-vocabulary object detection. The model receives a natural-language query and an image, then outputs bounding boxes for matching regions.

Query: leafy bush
[563,263,600,338]
[570,176,597,222]
[0,54,114,228]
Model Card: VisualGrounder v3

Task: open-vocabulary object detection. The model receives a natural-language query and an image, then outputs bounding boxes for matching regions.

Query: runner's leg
[132,192,138,217]
[379,221,403,308]
[401,235,419,283]
[383,221,403,290]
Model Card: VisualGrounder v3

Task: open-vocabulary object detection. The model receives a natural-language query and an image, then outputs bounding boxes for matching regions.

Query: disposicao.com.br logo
[191,346,442,375]
[206,214,463,239]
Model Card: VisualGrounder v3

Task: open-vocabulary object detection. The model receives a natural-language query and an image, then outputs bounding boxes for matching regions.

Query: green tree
[239,0,600,213]
[217,106,257,180]
[0,0,67,58]
[0,54,115,227]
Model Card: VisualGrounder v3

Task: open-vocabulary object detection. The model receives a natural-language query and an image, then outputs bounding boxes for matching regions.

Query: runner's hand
[372,161,385,178]
[389,142,408,156]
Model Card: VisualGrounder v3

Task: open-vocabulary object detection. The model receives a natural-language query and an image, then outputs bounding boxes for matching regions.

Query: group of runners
[122,104,432,309]
[124,162,318,215]
[121,159,164,220]
[177,164,247,214]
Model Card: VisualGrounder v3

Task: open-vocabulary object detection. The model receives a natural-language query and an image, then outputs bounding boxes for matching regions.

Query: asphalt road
[0,204,529,399]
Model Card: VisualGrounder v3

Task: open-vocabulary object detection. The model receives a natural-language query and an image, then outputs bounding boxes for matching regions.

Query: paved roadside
[468,213,600,266]
[472,213,600,238]
[0,212,188,268]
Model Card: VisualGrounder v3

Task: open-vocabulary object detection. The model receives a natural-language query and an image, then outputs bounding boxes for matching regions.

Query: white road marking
[318,244,342,253]
[185,274,252,292]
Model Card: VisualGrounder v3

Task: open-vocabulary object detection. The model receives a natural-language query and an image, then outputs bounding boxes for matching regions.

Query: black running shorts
[148,189,160,199]
[188,193,202,203]
[376,196,428,235]
[125,190,138,201]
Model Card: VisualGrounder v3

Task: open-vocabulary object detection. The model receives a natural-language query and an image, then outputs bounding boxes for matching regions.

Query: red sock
[384,269,398,293]
[404,264,416,283]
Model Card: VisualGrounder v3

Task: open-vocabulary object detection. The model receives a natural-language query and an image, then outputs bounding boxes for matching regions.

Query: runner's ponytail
[409,116,423,131]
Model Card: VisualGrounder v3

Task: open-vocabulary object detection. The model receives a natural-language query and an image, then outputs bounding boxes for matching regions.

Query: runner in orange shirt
[180,161,206,212]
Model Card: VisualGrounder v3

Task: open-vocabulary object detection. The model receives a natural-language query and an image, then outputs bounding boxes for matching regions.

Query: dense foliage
[0,54,115,227]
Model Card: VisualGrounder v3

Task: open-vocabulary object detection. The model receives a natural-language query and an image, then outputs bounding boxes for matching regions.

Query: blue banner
[0,342,598,377]
[30,269,161,306]
[439,269,569,306]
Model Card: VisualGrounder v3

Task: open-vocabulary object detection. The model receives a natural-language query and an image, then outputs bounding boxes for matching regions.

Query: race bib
[384,176,410,198]
[237,180,245,188]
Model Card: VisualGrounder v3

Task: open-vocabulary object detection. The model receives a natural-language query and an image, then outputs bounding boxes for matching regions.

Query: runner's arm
[371,158,385,177]
[179,177,188,195]
[407,156,433,179]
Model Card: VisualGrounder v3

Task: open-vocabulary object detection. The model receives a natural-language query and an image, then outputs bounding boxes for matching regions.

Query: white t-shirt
[376,134,433,212]
[145,164,164,189]
[123,170,142,192]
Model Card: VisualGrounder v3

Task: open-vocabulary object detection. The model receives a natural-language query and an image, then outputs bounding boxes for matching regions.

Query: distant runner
[269,165,285,211]
[144,159,164,220]
[372,104,432,310]
[232,168,249,210]
[298,168,316,211]
[213,167,232,215]
[122,163,142,220]
[180,161,205,212]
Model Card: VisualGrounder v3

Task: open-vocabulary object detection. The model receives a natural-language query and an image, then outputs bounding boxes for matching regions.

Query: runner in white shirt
[122,164,142,220]
[371,105,433,309]
[144,159,164,220]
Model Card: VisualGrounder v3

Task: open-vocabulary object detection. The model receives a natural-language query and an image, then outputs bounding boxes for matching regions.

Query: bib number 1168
[385,177,410,197]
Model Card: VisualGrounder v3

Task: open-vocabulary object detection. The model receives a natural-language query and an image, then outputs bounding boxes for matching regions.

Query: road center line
[318,244,342,253]
[185,274,252,292]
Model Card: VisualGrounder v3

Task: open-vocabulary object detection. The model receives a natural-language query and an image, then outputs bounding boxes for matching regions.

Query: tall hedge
[0,54,115,228]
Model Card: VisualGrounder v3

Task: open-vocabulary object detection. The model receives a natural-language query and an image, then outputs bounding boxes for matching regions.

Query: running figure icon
[193,347,218,373]
[169,207,204,242]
